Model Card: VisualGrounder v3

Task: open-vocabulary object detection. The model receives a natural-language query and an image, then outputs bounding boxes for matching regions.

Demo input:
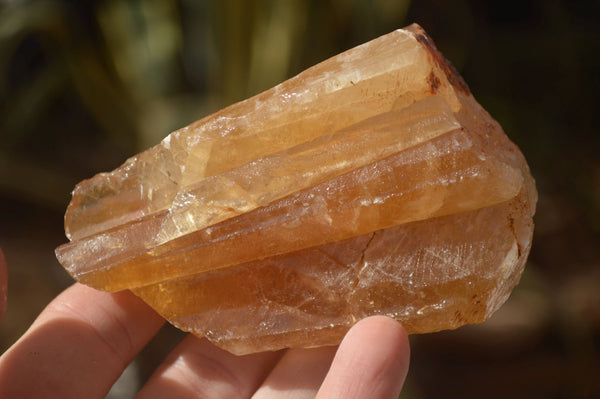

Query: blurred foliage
[0,0,599,398]
[0,0,415,208]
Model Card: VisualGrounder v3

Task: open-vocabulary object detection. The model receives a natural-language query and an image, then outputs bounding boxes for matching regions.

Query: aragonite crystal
[56,24,537,355]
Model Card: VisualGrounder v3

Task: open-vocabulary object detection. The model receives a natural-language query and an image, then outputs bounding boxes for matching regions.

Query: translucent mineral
[55,24,537,355]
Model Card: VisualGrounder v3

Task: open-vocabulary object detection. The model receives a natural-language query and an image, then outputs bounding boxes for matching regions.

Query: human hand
[0,249,6,322]
[0,251,409,399]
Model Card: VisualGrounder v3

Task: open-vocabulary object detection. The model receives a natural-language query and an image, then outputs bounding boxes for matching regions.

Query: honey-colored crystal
[56,24,536,355]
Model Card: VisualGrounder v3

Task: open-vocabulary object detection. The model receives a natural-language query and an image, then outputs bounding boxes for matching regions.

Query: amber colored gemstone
[55,24,536,355]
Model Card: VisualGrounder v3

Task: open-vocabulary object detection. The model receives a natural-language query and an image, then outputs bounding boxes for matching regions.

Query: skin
[0,248,409,398]
[0,249,6,322]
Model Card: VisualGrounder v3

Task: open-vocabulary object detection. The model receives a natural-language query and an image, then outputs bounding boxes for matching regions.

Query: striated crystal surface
[55,24,537,355]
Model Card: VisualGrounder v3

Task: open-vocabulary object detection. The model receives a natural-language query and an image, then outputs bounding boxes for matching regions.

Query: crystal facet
[56,24,537,355]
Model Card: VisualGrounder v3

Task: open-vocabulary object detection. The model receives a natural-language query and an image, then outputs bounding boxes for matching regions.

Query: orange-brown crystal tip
[56,24,536,355]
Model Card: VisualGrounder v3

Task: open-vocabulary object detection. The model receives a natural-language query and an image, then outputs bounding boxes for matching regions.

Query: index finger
[0,283,164,399]
[0,249,7,321]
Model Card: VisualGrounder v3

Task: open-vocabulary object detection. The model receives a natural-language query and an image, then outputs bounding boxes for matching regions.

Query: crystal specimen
[55,24,537,355]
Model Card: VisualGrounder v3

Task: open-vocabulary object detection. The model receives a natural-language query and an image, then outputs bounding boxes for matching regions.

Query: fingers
[251,345,337,399]
[0,283,164,399]
[135,335,282,399]
[0,249,7,321]
[138,317,408,399]
[0,277,410,399]
[315,316,410,399]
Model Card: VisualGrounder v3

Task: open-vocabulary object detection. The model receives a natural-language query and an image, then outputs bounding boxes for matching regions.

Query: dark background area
[1,0,599,398]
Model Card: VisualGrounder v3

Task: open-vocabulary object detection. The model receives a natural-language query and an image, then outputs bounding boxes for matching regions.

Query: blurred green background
[0,0,599,398]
